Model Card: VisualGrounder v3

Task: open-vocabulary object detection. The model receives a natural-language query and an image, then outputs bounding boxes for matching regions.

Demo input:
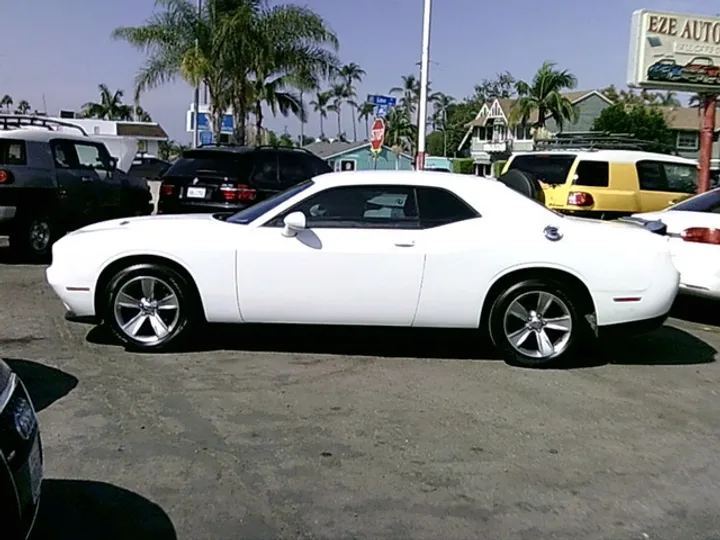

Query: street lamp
[416,0,432,170]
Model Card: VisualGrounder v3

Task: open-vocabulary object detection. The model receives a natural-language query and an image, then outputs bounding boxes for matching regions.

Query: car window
[164,151,248,179]
[74,143,109,170]
[50,140,79,169]
[416,187,479,228]
[0,139,27,166]
[573,161,609,187]
[226,180,315,224]
[671,188,720,213]
[305,155,333,176]
[507,154,576,185]
[249,152,279,186]
[278,153,312,188]
[637,160,698,194]
[268,185,419,229]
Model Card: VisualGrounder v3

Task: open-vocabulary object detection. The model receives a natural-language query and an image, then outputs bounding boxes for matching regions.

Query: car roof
[186,145,318,156]
[311,170,504,191]
[0,128,91,143]
[510,149,698,165]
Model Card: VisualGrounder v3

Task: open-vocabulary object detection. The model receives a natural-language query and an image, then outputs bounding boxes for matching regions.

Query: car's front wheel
[103,263,197,352]
[488,279,589,368]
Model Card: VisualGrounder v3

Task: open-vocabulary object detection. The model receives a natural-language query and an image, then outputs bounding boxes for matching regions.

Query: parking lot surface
[2,254,720,540]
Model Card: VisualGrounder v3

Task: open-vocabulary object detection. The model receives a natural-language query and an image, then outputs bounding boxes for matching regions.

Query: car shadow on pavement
[671,295,720,326]
[2,358,78,412]
[30,479,177,540]
[0,246,48,265]
[87,322,716,368]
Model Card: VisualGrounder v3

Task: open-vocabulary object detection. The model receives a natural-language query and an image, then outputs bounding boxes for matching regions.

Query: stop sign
[370,118,385,154]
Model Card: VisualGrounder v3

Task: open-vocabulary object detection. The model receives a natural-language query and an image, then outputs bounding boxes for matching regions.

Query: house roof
[304,140,413,160]
[659,106,719,131]
[116,122,168,139]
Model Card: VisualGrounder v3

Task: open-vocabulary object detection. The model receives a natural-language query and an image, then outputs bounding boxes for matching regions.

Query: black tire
[8,214,58,261]
[497,169,545,204]
[488,278,590,368]
[103,263,198,352]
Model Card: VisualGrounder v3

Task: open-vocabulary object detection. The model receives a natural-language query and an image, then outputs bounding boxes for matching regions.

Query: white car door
[235,184,425,325]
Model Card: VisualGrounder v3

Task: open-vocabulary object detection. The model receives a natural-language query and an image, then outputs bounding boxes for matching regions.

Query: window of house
[513,125,531,140]
[676,131,699,150]
[573,161,609,187]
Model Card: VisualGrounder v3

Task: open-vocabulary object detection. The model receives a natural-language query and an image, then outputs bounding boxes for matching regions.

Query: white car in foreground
[634,187,720,300]
[47,171,679,368]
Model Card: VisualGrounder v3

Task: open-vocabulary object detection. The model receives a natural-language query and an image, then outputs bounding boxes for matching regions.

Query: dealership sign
[628,9,720,92]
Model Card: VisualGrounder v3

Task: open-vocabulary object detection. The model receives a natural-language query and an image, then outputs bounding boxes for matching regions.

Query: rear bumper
[597,312,669,338]
[668,239,720,300]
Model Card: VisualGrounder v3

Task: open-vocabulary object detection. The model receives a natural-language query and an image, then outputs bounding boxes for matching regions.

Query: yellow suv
[500,149,699,219]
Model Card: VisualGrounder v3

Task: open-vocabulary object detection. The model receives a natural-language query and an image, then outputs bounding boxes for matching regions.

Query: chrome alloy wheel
[503,291,573,359]
[113,276,180,345]
[29,220,51,253]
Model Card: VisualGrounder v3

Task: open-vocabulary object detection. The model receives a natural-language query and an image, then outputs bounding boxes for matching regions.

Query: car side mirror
[282,211,306,237]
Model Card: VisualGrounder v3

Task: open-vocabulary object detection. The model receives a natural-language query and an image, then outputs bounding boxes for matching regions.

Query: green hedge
[492,160,508,177]
[452,158,474,175]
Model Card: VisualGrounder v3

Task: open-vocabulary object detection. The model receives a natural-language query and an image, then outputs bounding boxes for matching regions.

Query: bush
[492,160,507,177]
[452,158,474,175]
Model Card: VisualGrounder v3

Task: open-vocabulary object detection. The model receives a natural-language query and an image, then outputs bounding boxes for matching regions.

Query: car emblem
[193,177,199,185]
[544,225,563,241]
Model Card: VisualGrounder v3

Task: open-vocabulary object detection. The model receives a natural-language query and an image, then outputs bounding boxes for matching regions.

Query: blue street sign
[190,112,234,133]
[374,104,389,118]
[367,94,397,107]
[199,131,213,145]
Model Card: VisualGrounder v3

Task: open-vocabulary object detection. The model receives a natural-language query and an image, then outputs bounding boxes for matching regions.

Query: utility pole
[416,0,432,170]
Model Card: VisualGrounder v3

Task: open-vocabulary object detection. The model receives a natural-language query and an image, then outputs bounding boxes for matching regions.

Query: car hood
[68,213,230,236]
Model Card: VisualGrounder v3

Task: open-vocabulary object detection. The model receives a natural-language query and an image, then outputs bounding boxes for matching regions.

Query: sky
[0,0,715,143]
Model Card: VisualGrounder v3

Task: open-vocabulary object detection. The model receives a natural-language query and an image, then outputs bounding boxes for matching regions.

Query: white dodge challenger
[46,171,680,368]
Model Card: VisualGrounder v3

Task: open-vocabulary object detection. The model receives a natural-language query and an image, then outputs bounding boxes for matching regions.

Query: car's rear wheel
[488,279,588,368]
[103,263,197,352]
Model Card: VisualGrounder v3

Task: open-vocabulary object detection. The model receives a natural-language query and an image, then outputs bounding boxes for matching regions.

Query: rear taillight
[567,191,594,207]
[160,183,174,197]
[219,183,257,202]
[681,227,720,244]
[0,169,13,184]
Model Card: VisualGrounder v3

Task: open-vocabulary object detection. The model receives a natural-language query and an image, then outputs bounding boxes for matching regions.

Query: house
[303,141,413,171]
[660,106,720,169]
[48,116,169,156]
[458,90,613,175]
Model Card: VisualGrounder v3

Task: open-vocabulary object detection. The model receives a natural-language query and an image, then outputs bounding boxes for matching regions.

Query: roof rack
[196,142,313,154]
[0,114,89,136]
[534,131,679,156]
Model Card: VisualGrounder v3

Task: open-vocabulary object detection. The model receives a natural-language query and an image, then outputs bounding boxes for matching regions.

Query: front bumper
[1,373,43,539]
[46,263,96,319]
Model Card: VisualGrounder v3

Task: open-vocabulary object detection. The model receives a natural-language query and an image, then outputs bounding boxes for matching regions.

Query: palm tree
[247,73,304,146]
[390,75,420,120]
[134,105,153,122]
[357,102,375,140]
[81,84,133,120]
[509,61,578,133]
[384,106,416,157]
[329,83,348,138]
[1,95,13,113]
[337,63,365,141]
[112,0,234,141]
[14,100,31,115]
[431,93,455,156]
[310,90,332,139]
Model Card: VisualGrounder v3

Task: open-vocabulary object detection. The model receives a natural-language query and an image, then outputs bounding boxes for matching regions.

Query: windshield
[508,154,577,185]
[671,187,720,213]
[226,180,315,224]
[163,151,247,178]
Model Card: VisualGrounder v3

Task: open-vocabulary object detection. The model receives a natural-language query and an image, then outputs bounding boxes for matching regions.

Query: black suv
[0,116,153,259]
[157,145,332,214]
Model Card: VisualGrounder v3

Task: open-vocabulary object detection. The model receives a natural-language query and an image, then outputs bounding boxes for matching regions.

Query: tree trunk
[351,105,357,141]
[319,115,324,139]
[255,102,264,146]
[232,81,247,146]
[364,118,369,140]
[336,107,342,139]
[299,90,305,143]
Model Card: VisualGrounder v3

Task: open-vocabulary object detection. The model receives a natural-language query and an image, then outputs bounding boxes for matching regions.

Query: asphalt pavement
[2,256,720,540]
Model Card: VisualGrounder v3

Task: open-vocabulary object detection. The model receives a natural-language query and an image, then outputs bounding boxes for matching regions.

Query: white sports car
[47,171,679,368]
[634,187,720,300]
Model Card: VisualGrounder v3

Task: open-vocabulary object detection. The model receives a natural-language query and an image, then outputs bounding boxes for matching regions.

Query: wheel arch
[93,254,206,322]
[479,265,597,331]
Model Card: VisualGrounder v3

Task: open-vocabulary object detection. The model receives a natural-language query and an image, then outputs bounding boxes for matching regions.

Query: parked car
[500,148,698,219]
[0,359,42,539]
[0,116,153,258]
[128,155,171,181]
[156,144,332,214]
[46,170,679,368]
[633,187,720,300]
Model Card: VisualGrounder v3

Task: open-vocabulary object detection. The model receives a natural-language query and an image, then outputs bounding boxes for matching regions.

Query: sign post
[370,118,385,170]
[627,9,720,193]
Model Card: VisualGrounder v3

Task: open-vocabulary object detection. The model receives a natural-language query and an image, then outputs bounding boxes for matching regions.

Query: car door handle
[81,176,92,183]
[394,240,415,247]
